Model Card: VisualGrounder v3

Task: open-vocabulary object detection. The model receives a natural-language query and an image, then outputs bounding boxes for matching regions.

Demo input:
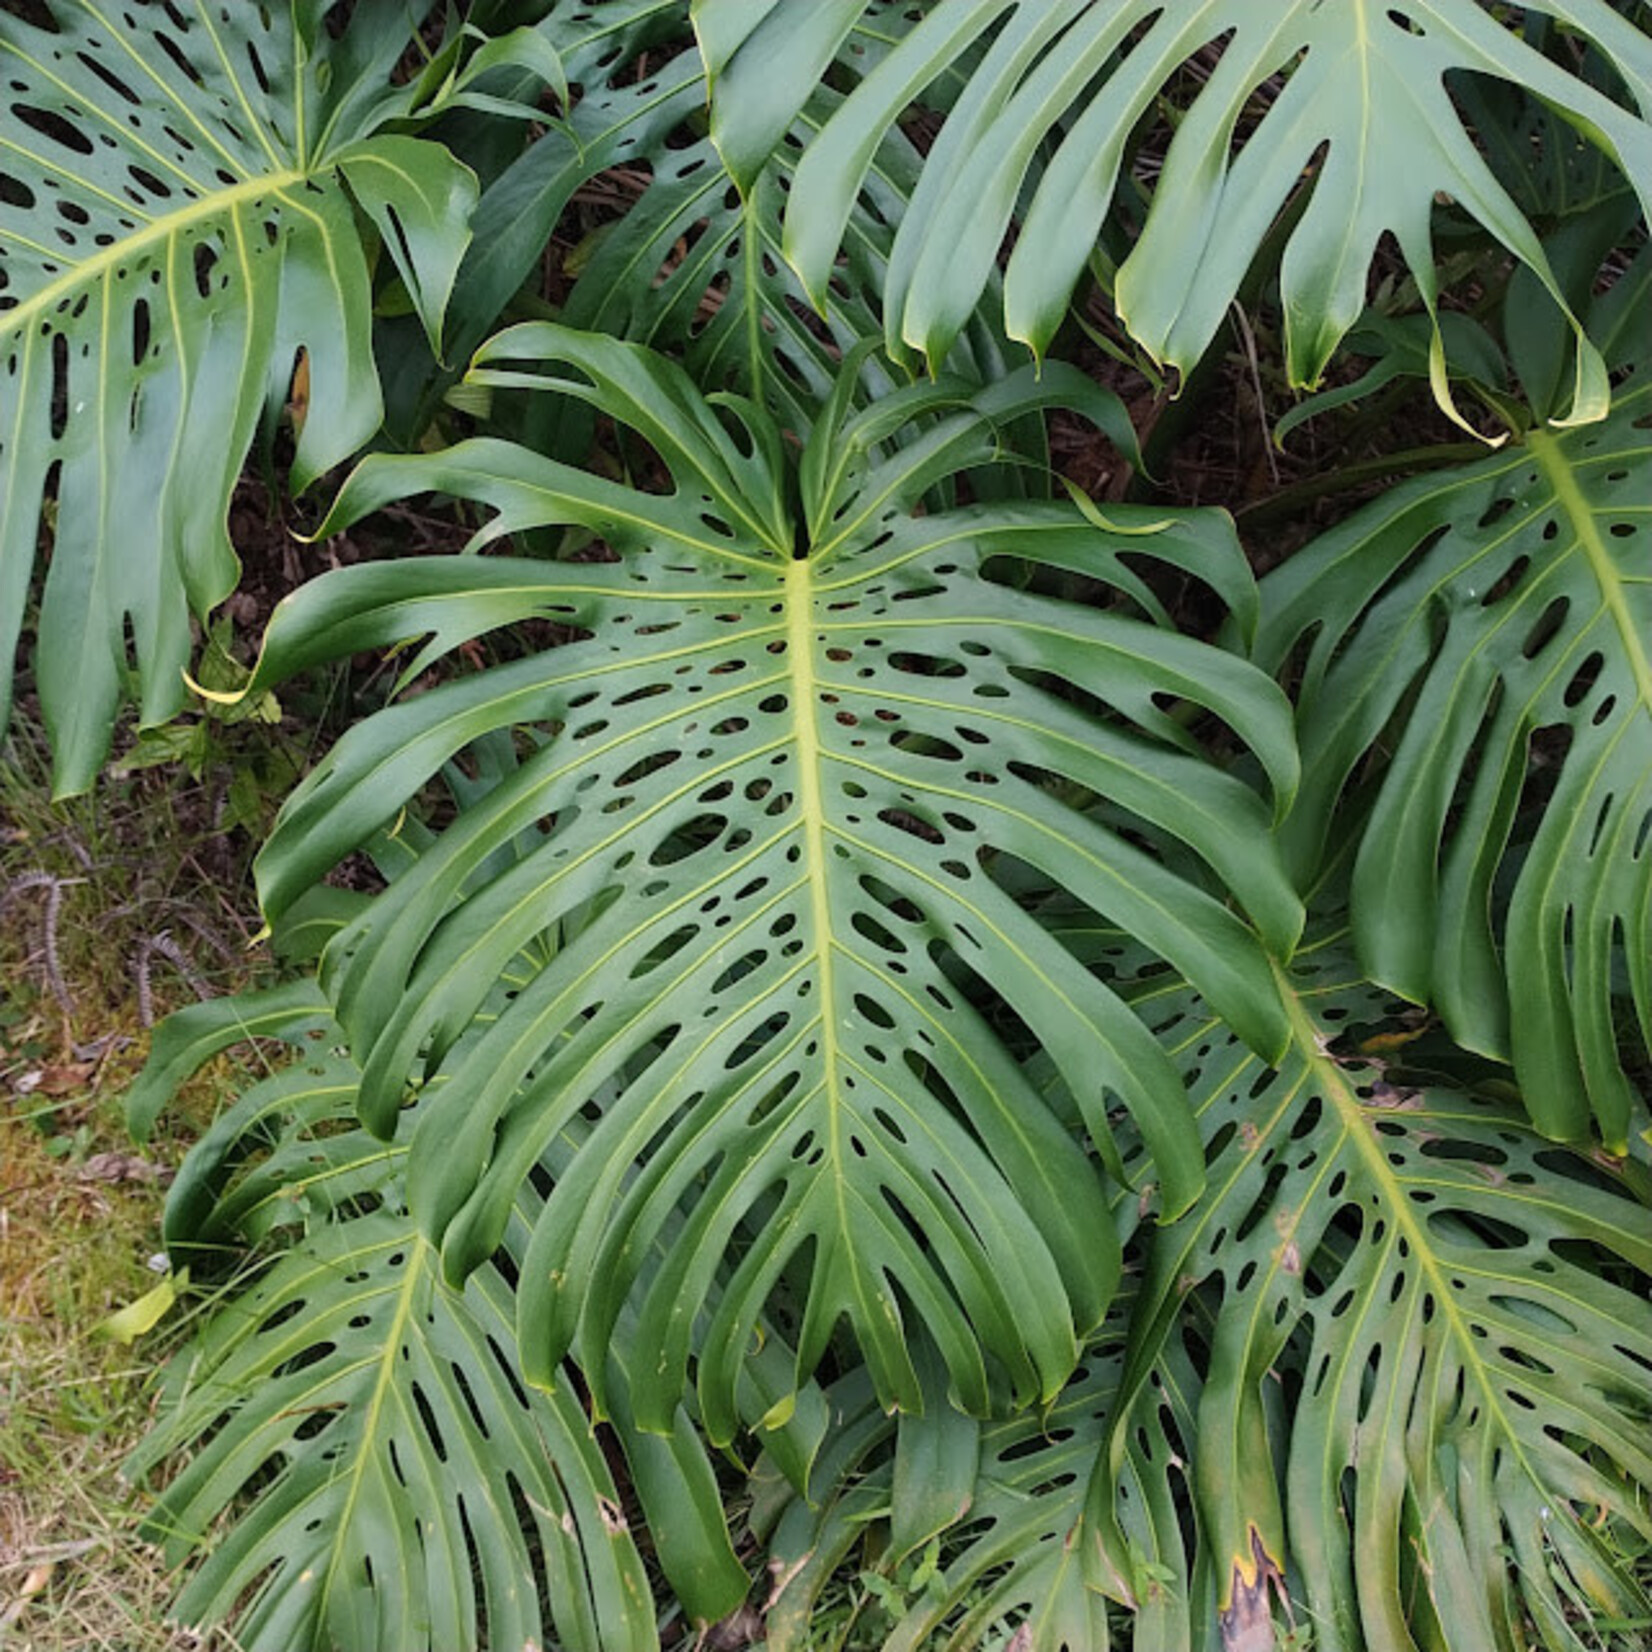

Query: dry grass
[0,1068,224,1652]
[2,722,266,1652]
[0,1325,230,1652]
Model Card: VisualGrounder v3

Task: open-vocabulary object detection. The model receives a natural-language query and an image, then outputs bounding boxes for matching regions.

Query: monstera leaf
[434,0,709,377]
[128,947,766,1647]
[1256,363,1652,1149]
[0,0,477,791]
[704,0,1652,416]
[126,990,659,1652]
[224,325,1301,1438]
[437,0,1003,439]
[559,75,1010,431]
[760,933,1652,1652]
[1452,28,1646,230]
[134,1207,667,1652]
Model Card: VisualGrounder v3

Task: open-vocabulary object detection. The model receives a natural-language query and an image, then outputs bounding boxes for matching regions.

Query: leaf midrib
[785,556,857,1271]
[1270,960,1550,1501]
[1528,426,1652,717]
[316,1235,428,1615]
[3,170,309,341]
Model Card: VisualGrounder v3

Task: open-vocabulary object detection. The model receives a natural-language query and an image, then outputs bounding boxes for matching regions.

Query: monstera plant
[707,0,1652,409]
[3,2,1651,1650]
[0,0,504,787]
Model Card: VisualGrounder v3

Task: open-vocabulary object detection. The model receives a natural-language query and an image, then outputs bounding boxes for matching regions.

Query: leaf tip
[181,666,245,708]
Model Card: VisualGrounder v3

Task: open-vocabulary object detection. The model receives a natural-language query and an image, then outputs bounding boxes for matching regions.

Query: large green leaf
[0,0,477,792]
[126,981,658,1652]
[130,963,755,1646]
[559,73,1010,432]
[132,1178,660,1651]
[755,0,1652,415]
[435,0,707,377]
[432,0,1006,442]
[1256,365,1652,1149]
[759,1335,1198,1652]
[1450,9,1648,237]
[230,325,1300,1436]
[762,934,1652,1652]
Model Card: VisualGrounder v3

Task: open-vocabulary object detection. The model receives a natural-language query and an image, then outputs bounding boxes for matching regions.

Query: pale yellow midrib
[1528,426,1652,715]
[4,169,308,339]
[785,557,849,1218]
[314,1237,426,1608]
[1275,964,1548,1495]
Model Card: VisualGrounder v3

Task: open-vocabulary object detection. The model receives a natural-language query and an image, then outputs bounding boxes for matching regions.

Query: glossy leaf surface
[1258,366,1652,1146]
[445,0,1002,436]
[0,0,476,790]
[766,0,1652,411]
[131,965,749,1649]
[237,326,1300,1435]
[763,936,1652,1651]
[559,74,1006,431]
[438,0,708,374]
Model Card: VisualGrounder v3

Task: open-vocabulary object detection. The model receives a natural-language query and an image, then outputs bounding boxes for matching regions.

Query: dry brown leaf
[74,1153,172,1187]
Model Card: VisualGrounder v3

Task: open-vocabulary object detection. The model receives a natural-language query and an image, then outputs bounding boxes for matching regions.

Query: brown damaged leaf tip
[1220,1525,1288,1652]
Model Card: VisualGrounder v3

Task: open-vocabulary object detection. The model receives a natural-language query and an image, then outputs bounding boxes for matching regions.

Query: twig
[0,869,59,917]
[0,1539,103,1570]
[169,906,245,964]
[54,831,95,872]
[40,877,74,1017]
[71,1031,132,1063]
[1229,300,1279,486]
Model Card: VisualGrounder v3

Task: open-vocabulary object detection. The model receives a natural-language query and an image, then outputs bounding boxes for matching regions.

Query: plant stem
[1235,442,1489,527]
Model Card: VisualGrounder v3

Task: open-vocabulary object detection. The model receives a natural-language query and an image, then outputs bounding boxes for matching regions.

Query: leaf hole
[151,28,203,86]
[245,38,271,94]
[193,241,220,299]
[270,1340,335,1379]
[127,163,171,199]
[14,102,93,154]
[48,329,68,438]
[1561,650,1604,707]
[131,296,151,367]
[1519,596,1569,660]
[853,992,895,1030]
[1478,553,1528,605]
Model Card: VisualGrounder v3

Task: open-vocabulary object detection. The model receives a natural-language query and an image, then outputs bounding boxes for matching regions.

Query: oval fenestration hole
[75,51,141,105]
[1479,554,1528,606]
[0,171,36,210]
[1520,597,1569,660]
[14,103,95,156]
[853,991,895,1030]
[48,330,69,440]
[1561,650,1603,708]
[152,29,204,88]
[127,163,172,200]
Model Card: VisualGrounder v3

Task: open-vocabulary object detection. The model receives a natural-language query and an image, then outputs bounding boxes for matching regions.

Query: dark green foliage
[2,3,1649,1649]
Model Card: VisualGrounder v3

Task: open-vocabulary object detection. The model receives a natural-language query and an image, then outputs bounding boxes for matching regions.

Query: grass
[0,1167,224,1652]
[1,714,270,1652]
[0,1015,234,1652]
